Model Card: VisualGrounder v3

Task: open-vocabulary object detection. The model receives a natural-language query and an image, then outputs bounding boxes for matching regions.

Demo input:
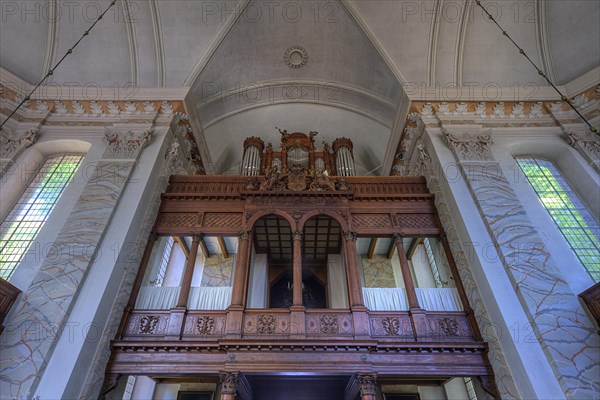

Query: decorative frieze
[243,313,289,336]
[305,312,353,336]
[369,314,413,337]
[182,314,227,337]
[124,313,169,336]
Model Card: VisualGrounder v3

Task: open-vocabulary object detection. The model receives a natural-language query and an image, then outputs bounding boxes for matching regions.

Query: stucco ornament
[284,46,308,69]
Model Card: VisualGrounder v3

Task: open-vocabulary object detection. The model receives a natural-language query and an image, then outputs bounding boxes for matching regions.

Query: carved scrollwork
[195,316,215,335]
[439,317,459,336]
[319,314,339,334]
[257,314,276,334]
[443,130,494,162]
[139,316,159,334]
[382,317,401,336]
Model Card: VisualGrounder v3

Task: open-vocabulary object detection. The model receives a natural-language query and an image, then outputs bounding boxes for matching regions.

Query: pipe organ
[241,130,356,176]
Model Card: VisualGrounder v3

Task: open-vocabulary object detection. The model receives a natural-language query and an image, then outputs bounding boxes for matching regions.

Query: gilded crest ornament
[286,166,307,191]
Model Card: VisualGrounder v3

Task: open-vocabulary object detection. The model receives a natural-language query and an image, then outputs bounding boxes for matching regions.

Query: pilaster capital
[0,127,39,160]
[443,128,494,162]
[293,231,303,241]
[219,371,240,395]
[342,231,357,241]
[356,372,377,396]
[191,233,203,243]
[102,126,153,160]
[238,230,251,241]
[392,233,404,244]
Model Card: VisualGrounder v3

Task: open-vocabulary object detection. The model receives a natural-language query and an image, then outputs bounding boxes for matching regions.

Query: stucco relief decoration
[284,45,308,69]
[103,127,153,160]
[319,314,339,334]
[568,130,600,160]
[0,127,39,160]
[139,316,159,334]
[443,130,494,162]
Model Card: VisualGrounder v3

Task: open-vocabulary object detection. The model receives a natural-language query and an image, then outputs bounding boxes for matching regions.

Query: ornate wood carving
[124,312,170,337]
[183,312,227,337]
[368,314,413,338]
[219,372,240,395]
[356,373,377,397]
[306,312,353,336]
[426,313,473,339]
[353,214,392,229]
[243,312,290,336]
[203,213,243,229]
[157,213,197,228]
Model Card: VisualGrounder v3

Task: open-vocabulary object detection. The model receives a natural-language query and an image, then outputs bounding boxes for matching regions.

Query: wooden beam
[174,236,190,258]
[387,239,396,259]
[367,238,377,259]
[217,236,229,258]
[406,236,424,260]
[199,236,210,258]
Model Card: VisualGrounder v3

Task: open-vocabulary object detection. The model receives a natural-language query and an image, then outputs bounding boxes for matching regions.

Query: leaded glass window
[0,154,83,279]
[517,157,600,282]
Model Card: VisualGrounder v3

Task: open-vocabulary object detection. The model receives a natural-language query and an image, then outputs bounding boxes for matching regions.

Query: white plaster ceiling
[2,0,597,89]
[1,0,599,175]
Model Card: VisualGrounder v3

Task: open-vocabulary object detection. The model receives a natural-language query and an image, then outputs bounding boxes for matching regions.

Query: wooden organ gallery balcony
[108,174,499,399]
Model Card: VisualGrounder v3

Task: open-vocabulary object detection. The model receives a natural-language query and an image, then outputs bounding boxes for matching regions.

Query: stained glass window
[517,157,600,282]
[0,154,83,279]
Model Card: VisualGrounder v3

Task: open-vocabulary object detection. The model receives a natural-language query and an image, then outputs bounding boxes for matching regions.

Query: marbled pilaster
[0,128,151,399]
[444,129,600,399]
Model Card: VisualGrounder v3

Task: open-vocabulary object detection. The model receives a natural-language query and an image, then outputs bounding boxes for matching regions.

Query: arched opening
[302,215,344,309]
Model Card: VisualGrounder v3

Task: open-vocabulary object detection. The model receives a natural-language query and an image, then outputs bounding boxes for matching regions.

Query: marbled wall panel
[201,255,234,288]
[361,255,396,288]
[461,161,600,399]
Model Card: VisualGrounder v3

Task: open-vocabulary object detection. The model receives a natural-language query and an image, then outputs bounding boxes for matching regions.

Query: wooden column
[292,231,303,306]
[219,372,239,400]
[356,373,377,400]
[393,234,420,309]
[116,232,157,338]
[342,231,364,307]
[440,233,483,340]
[231,230,251,307]
[176,234,202,308]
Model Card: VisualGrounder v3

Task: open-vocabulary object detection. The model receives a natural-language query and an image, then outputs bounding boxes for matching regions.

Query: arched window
[0,154,83,279]
[516,157,600,282]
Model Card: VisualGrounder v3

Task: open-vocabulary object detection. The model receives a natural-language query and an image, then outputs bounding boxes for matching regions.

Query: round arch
[246,210,297,232]
[297,210,348,232]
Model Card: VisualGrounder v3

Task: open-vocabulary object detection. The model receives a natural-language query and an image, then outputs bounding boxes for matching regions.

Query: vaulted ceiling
[1,0,599,174]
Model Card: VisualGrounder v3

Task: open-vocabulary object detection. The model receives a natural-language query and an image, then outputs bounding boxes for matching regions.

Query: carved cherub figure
[260,165,283,191]
[310,168,336,191]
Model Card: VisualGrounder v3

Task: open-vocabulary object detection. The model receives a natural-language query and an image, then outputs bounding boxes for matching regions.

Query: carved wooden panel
[157,212,197,228]
[203,213,243,229]
[182,313,227,337]
[369,314,413,338]
[305,312,353,336]
[395,214,437,230]
[243,313,290,336]
[352,214,392,229]
[425,313,473,340]
[124,312,170,336]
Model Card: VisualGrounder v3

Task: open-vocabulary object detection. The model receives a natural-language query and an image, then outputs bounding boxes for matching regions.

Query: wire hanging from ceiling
[474,0,598,136]
[0,0,118,131]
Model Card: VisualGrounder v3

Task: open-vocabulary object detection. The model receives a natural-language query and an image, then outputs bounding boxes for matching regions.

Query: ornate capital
[219,372,240,395]
[191,233,203,243]
[102,127,153,160]
[392,233,404,244]
[342,231,357,241]
[443,129,494,162]
[356,372,377,396]
[293,231,303,241]
[0,127,39,160]
[238,230,251,241]
[567,130,600,171]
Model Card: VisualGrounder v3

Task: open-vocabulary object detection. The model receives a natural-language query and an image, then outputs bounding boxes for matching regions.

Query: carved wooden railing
[120,308,474,343]
[0,277,21,334]
[580,282,600,331]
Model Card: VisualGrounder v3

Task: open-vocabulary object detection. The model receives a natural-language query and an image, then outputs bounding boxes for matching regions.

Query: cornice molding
[535,0,557,85]
[149,0,166,87]
[0,68,189,101]
[121,0,140,87]
[427,0,443,86]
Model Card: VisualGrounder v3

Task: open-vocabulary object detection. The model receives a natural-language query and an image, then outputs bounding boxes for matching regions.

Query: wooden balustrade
[0,277,21,334]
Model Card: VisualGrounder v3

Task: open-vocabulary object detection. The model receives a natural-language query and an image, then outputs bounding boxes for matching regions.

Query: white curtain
[187,287,233,310]
[363,288,409,310]
[362,288,462,311]
[416,288,463,311]
[135,286,180,310]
